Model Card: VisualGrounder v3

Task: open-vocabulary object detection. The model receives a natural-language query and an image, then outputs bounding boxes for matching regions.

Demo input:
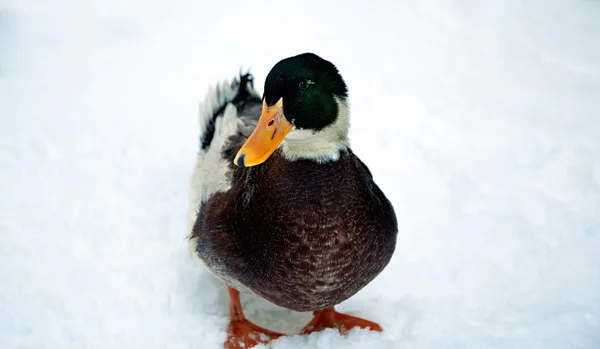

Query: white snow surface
[1,0,600,348]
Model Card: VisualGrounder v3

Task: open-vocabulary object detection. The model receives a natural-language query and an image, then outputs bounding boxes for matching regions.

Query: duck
[187,53,398,349]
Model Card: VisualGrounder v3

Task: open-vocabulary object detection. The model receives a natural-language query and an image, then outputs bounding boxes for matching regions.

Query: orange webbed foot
[224,287,284,349]
[300,307,382,335]
[225,319,283,349]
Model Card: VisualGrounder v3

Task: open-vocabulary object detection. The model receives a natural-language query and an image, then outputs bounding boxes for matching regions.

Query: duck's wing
[187,73,262,233]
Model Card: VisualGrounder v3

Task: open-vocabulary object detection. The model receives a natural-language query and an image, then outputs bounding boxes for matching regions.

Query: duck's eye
[299,80,309,89]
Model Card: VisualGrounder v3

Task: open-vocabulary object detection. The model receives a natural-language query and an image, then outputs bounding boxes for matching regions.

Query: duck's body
[188,54,398,349]
[192,146,396,311]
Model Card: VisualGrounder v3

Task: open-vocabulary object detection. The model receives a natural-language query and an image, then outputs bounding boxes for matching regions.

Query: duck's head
[234,53,350,167]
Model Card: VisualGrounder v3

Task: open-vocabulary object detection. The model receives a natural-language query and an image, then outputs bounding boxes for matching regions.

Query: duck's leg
[225,287,284,349]
[300,307,382,335]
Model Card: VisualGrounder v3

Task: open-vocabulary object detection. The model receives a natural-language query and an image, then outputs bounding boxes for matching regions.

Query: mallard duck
[188,53,398,349]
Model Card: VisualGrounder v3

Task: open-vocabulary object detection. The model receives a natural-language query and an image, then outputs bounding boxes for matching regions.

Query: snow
[1,0,600,348]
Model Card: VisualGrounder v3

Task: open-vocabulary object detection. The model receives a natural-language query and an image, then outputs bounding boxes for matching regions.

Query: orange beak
[234,98,294,167]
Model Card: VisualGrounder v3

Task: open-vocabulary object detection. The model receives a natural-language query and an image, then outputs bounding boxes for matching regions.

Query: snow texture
[1,0,600,348]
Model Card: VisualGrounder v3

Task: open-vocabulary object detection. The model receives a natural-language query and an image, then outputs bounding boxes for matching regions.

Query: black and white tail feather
[187,73,262,234]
